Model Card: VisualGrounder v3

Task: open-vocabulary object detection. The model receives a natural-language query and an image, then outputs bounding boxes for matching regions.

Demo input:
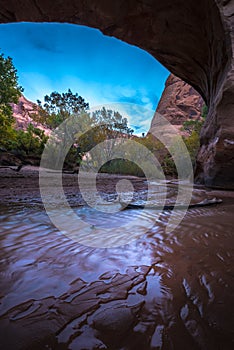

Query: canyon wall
[149,74,204,135]
[11,95,50,135]
[0,0,233,187]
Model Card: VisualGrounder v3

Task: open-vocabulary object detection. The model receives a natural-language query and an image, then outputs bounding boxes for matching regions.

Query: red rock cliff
[149,74,204,134]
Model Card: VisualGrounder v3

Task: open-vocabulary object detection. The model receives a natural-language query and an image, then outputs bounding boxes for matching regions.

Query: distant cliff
[149,74,204,135]
[11,95,50,135]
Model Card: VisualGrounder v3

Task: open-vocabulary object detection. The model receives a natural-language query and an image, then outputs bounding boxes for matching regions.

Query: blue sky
[0,22,169,134]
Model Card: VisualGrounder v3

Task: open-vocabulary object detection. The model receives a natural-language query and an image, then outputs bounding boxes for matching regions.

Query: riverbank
[0,166,149,208]
[1,165,234,208]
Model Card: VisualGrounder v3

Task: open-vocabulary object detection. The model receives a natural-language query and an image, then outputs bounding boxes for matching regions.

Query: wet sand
[0,166,148,208]
[0,167,234,349]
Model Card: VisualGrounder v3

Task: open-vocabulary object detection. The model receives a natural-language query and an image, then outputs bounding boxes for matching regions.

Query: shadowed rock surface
[0,0,233,187]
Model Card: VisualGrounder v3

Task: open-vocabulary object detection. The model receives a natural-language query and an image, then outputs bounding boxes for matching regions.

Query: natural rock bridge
[1,0,233,188]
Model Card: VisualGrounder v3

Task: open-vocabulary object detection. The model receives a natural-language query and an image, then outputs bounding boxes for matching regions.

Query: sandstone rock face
[0,0,233,187]
[11,95,50,135]
[149,74,204,135]
[195,1,234,188]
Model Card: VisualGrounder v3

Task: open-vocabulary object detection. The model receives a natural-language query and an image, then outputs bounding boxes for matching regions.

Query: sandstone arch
[0,0,233,187]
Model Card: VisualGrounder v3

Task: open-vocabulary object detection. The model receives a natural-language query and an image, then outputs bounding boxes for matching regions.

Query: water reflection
[0,195,234,349]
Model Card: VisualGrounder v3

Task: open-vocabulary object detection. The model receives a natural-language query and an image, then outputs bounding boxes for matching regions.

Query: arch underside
[0,0,233,187]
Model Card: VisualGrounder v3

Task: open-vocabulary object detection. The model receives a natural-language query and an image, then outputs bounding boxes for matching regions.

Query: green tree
[0,52,23,148]
[180,104,208,168]
[37,96,134,170]
[92,107,134,136]
[15,124,48,156]
[136,133,164,155]
[182,119,204,135]
[0,111,17,149]
[78,108,134,165]
[182,104,208,136]
[37,89,89,128]
[201,104,208,119]
[0,52,23,116]
[45,108,134,170]
[183,130,200,166]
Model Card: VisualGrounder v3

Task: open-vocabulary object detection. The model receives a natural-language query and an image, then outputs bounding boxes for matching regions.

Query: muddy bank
[0,166,149,208]
[1,166,233,207]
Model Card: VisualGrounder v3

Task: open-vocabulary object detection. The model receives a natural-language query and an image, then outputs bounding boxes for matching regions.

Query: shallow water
[0,195,234,349]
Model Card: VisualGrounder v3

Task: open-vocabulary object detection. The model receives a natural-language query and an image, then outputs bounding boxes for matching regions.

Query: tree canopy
[0,52,23,148]
[0,52,23,110]
[37,89,89,128]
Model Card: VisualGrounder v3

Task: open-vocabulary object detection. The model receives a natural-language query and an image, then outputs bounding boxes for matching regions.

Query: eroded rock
[0,0,233,187]
[11,95,51,135]
[149,74,204,135]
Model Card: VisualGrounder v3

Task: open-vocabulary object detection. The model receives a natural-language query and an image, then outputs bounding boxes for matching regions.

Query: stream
[0,181,234,349]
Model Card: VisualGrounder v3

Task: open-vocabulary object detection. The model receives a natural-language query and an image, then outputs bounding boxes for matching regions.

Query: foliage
[182,104,208,136]
[46,112,89,169]
[92,107,134,136]
[100,159,145,177]
[136,133,164,154]
[85,131,165,178]
[0,52,48,160]
[183,130,200,166]
[0,52,23,113]
[158,130,201,176]
[182,119,204,135]
[161,155,177,176]
[0,111,17,149]
[77,108,134,161]
[201,104,208,119]
[0,52,23,148]
[179,104,208,168]
[37,89,89,128]
[43,107,134,170]
[0,50,207,177]
[15,124,48,156]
